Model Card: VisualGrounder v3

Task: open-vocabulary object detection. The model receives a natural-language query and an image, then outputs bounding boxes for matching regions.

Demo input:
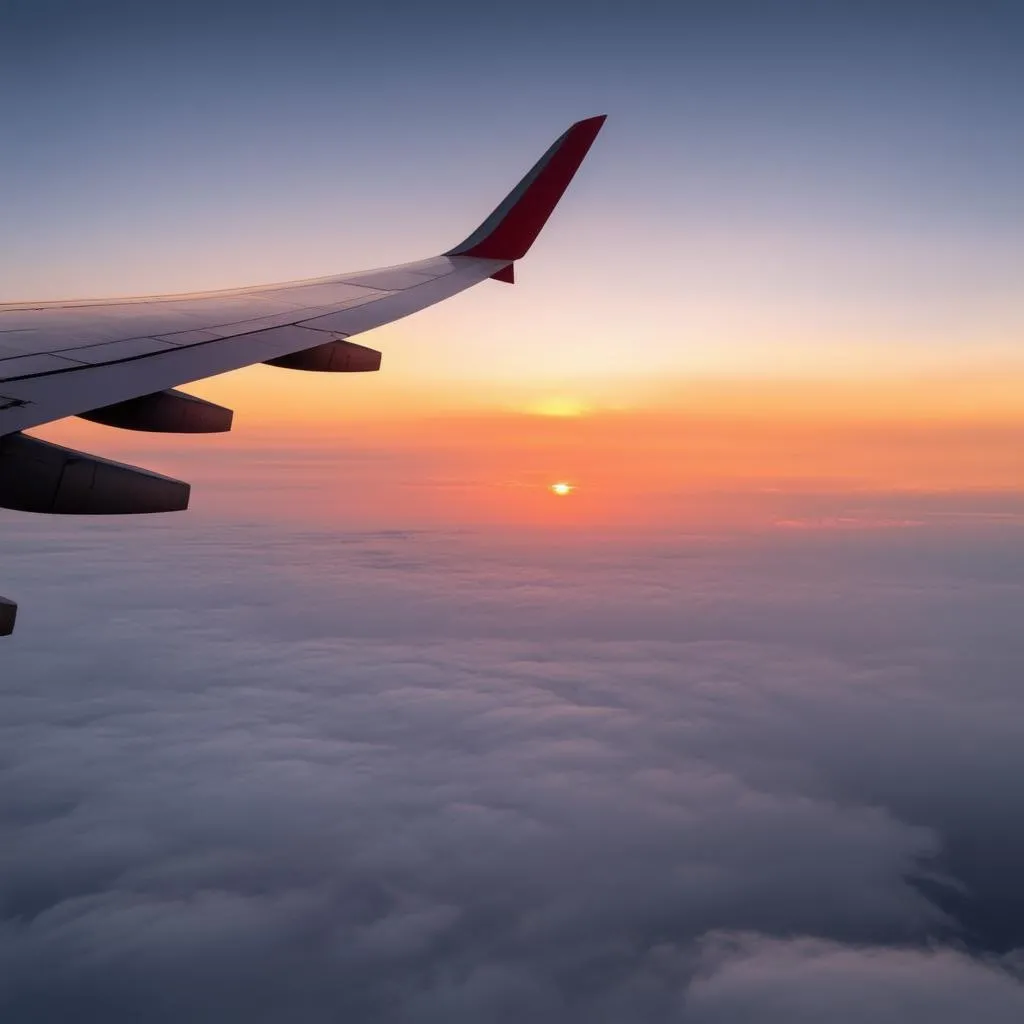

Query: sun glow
[529,397,588,418]
[550,482,574,496]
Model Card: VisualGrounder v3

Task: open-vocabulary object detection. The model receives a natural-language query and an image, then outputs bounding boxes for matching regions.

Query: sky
[2,0,1024,1020]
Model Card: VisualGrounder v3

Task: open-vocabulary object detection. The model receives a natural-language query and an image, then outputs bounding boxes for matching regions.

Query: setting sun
[550,482,574,496]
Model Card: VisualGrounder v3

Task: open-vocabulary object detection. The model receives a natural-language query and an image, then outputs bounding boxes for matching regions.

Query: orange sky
[34,367,1024,534]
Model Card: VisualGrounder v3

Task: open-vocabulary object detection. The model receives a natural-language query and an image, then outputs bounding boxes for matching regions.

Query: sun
[550,482,574,496]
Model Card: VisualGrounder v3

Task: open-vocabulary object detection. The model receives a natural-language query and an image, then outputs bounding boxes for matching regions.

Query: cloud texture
[2,506,1024,1021]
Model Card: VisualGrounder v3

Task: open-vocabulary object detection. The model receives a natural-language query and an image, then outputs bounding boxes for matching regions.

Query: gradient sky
[4,0,1024,404]
[3,2,1024,1020]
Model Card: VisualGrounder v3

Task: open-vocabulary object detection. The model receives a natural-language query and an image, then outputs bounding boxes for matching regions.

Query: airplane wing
[0,115,606,634]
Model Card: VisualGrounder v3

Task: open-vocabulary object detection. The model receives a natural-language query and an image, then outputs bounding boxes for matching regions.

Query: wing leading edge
[0,115,607,633]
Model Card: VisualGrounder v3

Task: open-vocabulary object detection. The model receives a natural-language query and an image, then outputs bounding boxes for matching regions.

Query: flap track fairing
[79,389,233,433]
[0,433,190,515]
[265,338,381,373]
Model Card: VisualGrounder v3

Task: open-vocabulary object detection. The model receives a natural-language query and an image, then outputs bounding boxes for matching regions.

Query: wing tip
[446,114,608,263]
[572,113,608,131]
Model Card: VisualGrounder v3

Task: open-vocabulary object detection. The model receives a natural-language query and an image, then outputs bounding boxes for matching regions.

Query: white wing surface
[0,255,504,435]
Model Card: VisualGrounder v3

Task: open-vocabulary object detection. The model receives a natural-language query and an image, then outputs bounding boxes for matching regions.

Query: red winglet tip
[447,115,607,262]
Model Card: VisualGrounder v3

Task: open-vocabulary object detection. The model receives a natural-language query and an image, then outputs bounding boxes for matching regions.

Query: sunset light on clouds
[3,1,1024,1021]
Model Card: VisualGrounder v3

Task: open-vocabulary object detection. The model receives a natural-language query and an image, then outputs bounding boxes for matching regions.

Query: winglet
[445,115,607,262]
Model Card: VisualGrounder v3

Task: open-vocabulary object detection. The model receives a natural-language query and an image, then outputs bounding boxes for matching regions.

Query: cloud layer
[2,510,1024,1021]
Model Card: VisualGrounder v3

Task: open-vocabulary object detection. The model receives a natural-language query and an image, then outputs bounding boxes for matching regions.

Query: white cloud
[2,514,1024,1020]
